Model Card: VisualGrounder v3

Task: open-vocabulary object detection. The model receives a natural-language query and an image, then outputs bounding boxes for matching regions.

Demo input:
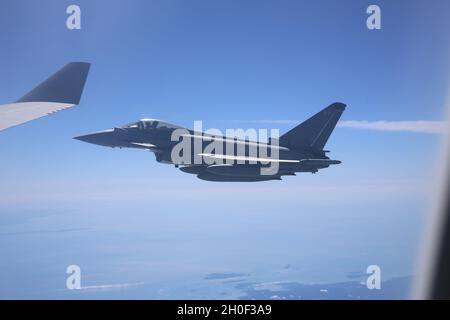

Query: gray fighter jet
[75,103,345,182]
[0,62,90,131]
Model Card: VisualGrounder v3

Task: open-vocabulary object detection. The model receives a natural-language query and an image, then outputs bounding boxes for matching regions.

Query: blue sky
[0,0,449,299]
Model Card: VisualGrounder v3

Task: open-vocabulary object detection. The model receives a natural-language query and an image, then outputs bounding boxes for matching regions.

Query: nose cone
[74,128,118,147]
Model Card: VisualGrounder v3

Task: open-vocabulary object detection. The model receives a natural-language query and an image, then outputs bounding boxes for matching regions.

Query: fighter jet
[0,62,90,131]
[74,103,345,182]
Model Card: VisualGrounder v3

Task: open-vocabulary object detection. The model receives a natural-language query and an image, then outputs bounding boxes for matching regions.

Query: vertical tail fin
[280,102,346,151]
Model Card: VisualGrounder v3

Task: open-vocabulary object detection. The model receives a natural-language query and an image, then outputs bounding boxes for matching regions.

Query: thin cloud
[338,120,448,134]
[77,282,144,292]
[232,120,448,134]
[0,227,90,237]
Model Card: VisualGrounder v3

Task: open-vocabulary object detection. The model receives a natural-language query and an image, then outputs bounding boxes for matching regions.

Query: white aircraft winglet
[0,62,91,131]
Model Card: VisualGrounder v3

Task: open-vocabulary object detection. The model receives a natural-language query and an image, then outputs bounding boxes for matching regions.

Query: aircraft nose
[74,129,117,147]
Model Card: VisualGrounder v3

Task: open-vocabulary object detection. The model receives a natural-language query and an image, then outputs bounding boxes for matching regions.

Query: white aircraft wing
[0,62,90,131]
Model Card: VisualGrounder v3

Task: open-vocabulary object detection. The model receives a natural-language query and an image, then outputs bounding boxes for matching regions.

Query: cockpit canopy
[122,119,182,130]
